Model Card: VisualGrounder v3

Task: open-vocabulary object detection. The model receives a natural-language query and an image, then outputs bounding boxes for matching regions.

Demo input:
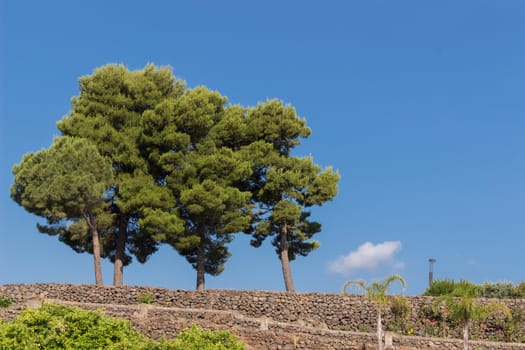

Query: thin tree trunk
[377,309,383,350]
[280,223,296,292]
[84,212,103,286]
[196,229,206,291]
[113,215,127,287]
[463,321,469,350]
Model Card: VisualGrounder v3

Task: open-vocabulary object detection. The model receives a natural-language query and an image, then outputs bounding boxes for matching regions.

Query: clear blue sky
[1,1,524,295]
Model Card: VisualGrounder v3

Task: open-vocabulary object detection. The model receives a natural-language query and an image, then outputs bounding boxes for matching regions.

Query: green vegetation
[165,325,246,350]
[435,291,510,350]
[343,274,406,350]
[137,292,154,304]
[0,304,246,350]
[0,296,12,308]
[0,303,155,349]
[243,101,339,292]
[417,278,525,345]
[387,295,411,333]
[424,279,525,299]
[11,64,339,291]
[11,137,113,286]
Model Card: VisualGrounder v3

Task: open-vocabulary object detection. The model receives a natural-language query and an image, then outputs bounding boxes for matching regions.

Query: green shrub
[0,296,12,308]
[423,279,457,296]
[424,279,525,299]
[0,303,155,349]
[137,292,154,304]
[423,279,478,297]
[0,304,247,350]
[160,325,246,350]
[514,281,525,298]
[390,295,411,318]
[387,296,411,332]
[478,281,516,299]
[450,280,479,297]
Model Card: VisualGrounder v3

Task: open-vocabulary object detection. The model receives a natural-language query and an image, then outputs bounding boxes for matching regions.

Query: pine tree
[244,100,340,292]
[11,137,113,286]
[57,64,185,286]
[142,87,252,290]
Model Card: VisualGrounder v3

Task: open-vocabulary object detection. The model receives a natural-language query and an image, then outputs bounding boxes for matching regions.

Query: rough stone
[0,283,524,350]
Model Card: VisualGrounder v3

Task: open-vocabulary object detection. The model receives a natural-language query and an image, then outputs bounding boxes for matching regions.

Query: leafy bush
[390,296,411,319]
[450,280,479,297]
[478,281,516,299]
[423,279,478,297]
[0,296,12,308]
[0,303,155,349]
[424,279,525,299]
[499,306,525,342]
[514,281,525,298]
[160,325,246,350]
[423,279,457,296]
[137,292,154,304]
[0,303,247,350]
[387,296,411,332]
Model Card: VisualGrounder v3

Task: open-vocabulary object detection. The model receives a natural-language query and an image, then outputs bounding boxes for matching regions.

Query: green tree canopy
[142,87,253,290]
[57,64,185,286]
[11,136,113,285]
[245,100,340,292]
[11,63,339,291]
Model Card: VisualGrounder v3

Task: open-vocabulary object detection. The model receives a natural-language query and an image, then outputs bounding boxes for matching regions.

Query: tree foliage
[141,86,253,290]
[11,136,113,285]
[56,64,185,286]
[11,63,339,290]
[244,100,340,292]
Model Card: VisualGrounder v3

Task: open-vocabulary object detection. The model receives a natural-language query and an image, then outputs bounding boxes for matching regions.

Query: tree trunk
[377,309,383,350]
[279,223,296,292]
[84,212,103,286]
[91,225,104,286]
[463,321,469,350]
[196,230,206,291]
[113,215,127,287]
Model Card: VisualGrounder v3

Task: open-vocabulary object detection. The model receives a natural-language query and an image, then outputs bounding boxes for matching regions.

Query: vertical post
[428,258,436,288]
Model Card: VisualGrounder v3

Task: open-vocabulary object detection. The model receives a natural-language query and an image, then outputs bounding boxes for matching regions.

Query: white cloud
[328,241,403,275]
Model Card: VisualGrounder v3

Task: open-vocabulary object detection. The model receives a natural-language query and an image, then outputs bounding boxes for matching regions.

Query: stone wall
[1,283,524,350]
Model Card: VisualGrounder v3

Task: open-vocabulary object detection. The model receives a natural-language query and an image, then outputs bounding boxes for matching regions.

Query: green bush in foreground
[161,325,246,350]
[0,303,246,350]
[0,303,154,349]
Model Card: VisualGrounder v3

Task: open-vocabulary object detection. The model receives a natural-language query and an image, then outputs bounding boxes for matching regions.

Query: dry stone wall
[1,283,524,350]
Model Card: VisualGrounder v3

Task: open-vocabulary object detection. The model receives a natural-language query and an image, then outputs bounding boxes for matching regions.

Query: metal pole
[428,258,436,287]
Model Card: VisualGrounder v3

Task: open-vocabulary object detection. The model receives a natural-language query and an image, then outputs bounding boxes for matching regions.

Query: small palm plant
[342,274,406,350]
[436,291,510,350]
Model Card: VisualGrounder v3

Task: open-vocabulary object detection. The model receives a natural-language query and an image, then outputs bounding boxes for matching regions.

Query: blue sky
[1,1,524,295]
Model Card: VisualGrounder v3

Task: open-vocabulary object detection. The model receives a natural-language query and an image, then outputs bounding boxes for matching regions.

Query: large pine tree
[11,137,113,286]
[12,64,339,291]
[142,87,253,290]
[57,64,185,286]
[244,100,340,292]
